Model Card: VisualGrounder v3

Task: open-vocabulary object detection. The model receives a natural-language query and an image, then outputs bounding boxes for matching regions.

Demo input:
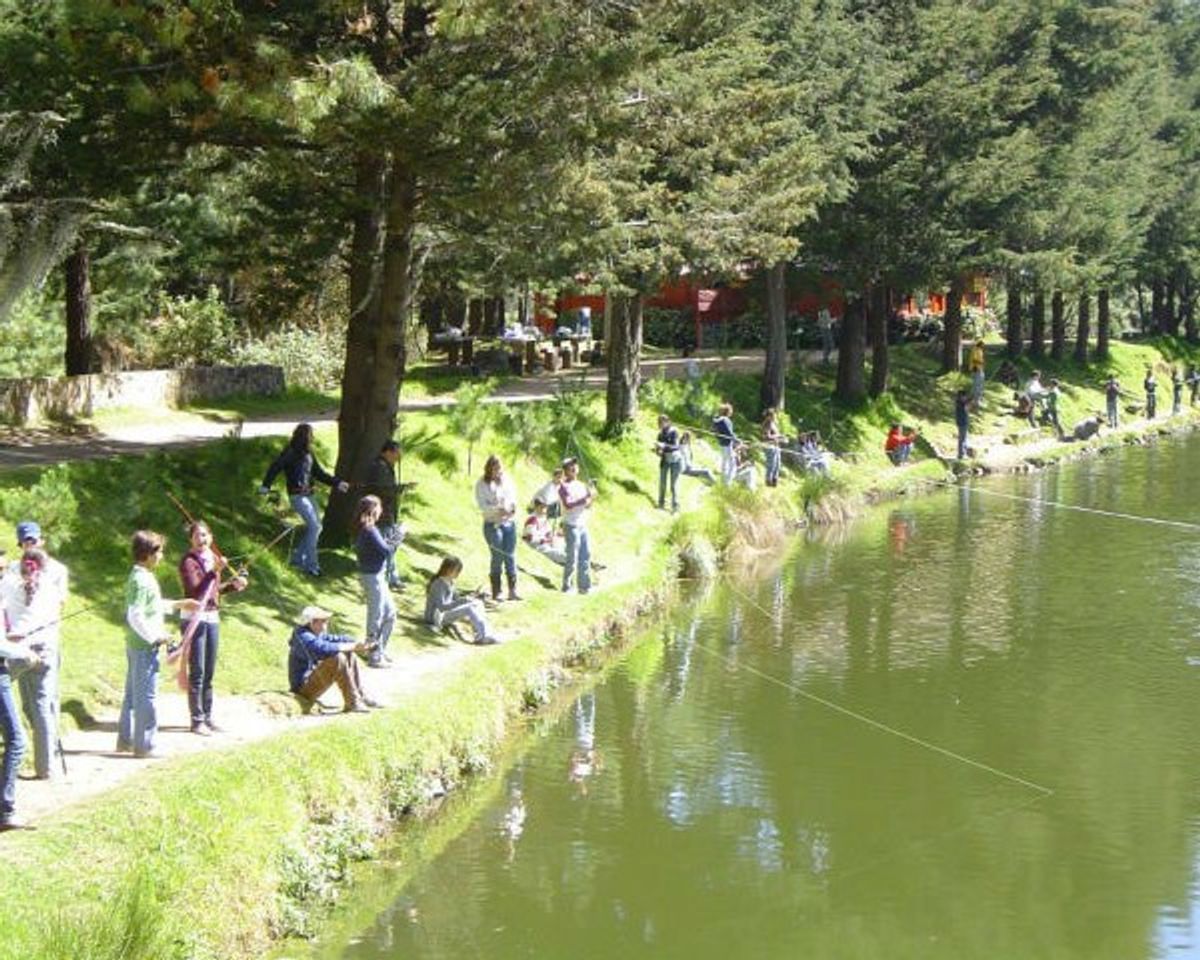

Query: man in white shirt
[557,457,594,594]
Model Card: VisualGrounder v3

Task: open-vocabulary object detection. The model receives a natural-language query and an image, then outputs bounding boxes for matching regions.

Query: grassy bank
[3,337,1198,959]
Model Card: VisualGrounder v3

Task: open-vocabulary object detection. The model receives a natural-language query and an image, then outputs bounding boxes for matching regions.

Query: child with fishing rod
[558,456,596,595]
[259,423,350,578]
[120,531,201,758]
[424,556,500,645]
[352,495,398,668]
[176,520,247,736]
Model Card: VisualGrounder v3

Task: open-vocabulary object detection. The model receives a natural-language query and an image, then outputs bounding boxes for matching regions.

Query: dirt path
[0,351,770,472]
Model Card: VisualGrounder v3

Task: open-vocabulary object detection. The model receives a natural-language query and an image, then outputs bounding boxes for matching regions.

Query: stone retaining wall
[0,365,285,425]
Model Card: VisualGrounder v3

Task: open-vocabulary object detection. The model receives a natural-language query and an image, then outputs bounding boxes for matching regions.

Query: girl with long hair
[425,557,498,644]
[474,455,520,601]
[352,495,397,668]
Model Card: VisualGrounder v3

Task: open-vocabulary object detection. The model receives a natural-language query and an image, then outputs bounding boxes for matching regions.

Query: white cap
[298,605,333,625]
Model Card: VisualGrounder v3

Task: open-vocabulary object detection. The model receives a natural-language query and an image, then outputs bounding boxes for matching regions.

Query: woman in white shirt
[474,455,520,601]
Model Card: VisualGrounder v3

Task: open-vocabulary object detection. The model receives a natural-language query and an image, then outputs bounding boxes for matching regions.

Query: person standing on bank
[120,531,199,757]
[954,389,971,460]
[178,521,246,736]
[968,340,987,409]
[559,457,595,595]
[655,414,683,512]
[713,403,737,485]
[762,408,782,487]
[475,455,520,602]
[352,495,397,668]
[360,439,407,589]
[1105,376,1121,429]
[0,615,37,830]
[817,307,835,364]
[259,424,349,577]
[6,521,68,611]
[1172,367,1184,416]
[0,551,57,781]
[1144,366,1158,419]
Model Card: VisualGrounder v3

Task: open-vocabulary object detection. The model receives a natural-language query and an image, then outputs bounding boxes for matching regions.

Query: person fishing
[177,521,246,736]
[712,403,738,485]
[655,414,683,512]
[258,424,349,577]
[352,495,398,668]
[558,457,595,595]
[360,439,408,589]
[424,557,499,645]
[0,613,36,830]
[475,455,520,602]
[1144,366,1158,419]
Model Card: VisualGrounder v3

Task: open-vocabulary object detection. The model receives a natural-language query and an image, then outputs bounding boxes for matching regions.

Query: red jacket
[179,549,245,611]
[885,429,911,452]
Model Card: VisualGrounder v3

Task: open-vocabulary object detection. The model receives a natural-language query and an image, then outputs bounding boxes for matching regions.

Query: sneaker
[205,721,224,734]
[115,741,133,754]
[363,697,384,709]
[191,723,211,737]
[367,657,387,669]
[0,816,30,832]
[507,591,522,601]
[477,635,500,645]
[345,702,371,714]
[133,749,159,759]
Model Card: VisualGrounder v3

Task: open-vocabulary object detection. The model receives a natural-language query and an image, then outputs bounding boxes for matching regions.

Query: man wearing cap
[360,440,409,589]
[558,458,594,595]
[8,521,68,609]
[288,607,380,713]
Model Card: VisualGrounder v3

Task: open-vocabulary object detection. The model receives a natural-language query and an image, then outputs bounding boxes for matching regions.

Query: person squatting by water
[762,408,782,487]
[559,457,595,594]
[475,455,521,602]
[259,423,349,577]
[424,556,499,645]
[712,403,738,485]
[288,606,381,712]
[352,496,398,669]
[655,414,683,512]
[177,521,246,736]
[119,531,200,757]
[886,423,917,465]
[360,439,409,589]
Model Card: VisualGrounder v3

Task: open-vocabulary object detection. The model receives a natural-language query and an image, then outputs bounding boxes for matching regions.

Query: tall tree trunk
[467,298,484,336]
[1005,278,1023,360]
[1029,290,1046,360]
[835,295,867,404]
[64,239,95,375]
[326,160,419,541]
[1096,288,1111,361]
[605,291,644,434]
[1051,290,1066,361]
[1166,276,1178,336]
[868,282,889,397]
[482,297,499,335]
[1074,291,1090,364]
[1135,282,1147,330]
[1184,278,1197,344]
[1152,279,1166,333]
[760,260,788,413]
[941,274,966,373]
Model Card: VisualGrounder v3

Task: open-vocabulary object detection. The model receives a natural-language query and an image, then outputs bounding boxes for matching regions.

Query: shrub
[137,287,238,368]
[230,324,345,392]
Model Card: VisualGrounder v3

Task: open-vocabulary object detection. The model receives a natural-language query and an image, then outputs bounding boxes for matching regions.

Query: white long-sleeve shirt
[0,576,61,652]
[475,476,518,524]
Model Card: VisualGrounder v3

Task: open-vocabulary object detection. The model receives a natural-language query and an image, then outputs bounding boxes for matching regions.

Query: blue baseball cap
[16,520,41,543]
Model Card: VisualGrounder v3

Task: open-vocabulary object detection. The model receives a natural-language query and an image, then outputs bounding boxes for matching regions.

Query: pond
[310,436,1200,960]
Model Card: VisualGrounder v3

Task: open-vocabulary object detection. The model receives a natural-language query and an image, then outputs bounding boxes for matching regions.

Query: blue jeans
[563,524,591,594]
[289,494,322,574]
[483,521,517,583]
[0,669,26,822]
[1107,396,1119,428]
[16,653,59,778]
[118,645,159,756]
[183,621,219,726]
[956,422,968,459]
[658,458,682,509]
[360,569,396,662]
[764,447,781,485]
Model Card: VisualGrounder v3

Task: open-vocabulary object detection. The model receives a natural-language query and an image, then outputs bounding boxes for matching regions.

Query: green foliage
[0,465,79,546]
[0,288,64,379]
[642,307,692,348]
[231,325,345,392]
[447,380,497,476]
[276,812,376,939]
[37,871,175,960]
[136,287,237,368]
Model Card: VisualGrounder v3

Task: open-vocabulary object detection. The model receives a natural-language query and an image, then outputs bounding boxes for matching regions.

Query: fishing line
[711,578,1054,797]
[946,482,1200,533]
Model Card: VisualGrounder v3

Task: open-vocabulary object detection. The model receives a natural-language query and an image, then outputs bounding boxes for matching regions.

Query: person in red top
[885,423,917,465]
[178,521,247,735]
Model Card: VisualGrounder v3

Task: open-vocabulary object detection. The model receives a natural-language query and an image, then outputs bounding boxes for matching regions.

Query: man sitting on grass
[288,606,381,713]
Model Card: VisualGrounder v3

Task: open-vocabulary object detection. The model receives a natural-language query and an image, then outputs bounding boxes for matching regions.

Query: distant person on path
[954,389,971,459]
[558,457,595,595]
[712,403,738,485]
[968,340,986,409]
[679,432,716,485]
[655,414,683,512]
[360,439,408,589]
[1144,366,1157,419]
[762,409,782,487]
[288,606,379,713]
[424,557,499,644]
[352,496,398,669]
[523,501,567,566]
[178,521,246,736]
[817,308,835,364]
[119,531,200,757]
[259,424,349,577]
[475,455,520,602]
[885,424,916,465]
[0,551,57,781]
[1045,379,1065,439]
[1172,367,1184,416]
[1105,376,1121,429]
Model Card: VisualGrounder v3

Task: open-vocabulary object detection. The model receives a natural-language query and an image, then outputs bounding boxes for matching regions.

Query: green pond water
[314,437,1200,960]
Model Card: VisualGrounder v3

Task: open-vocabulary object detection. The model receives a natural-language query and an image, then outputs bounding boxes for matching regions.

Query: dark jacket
[354,525,396,575]
[179,549,246,612]
[288,625,353,693]
[361,455,398,524]
[712,415,736,448]
[262,445,338,496]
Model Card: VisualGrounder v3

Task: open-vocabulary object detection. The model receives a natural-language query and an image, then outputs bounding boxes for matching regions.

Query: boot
[490,573,503,601]
[506,572,522,601]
